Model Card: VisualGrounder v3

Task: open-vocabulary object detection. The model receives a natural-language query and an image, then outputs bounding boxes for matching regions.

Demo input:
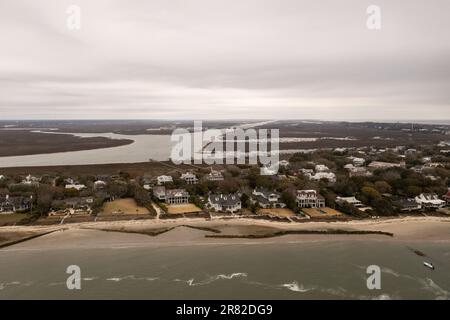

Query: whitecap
[280,281,313,293]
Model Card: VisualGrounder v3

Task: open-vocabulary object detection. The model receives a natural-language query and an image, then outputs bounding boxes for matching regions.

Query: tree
[375,181,392,194]
[281,191,297,210]
[240,193,251,208]
[36,185,56,215]
[361,186,382,201]
[406,185,422,197]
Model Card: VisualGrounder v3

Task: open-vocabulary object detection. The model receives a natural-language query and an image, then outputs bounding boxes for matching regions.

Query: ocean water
[0,240,449,299]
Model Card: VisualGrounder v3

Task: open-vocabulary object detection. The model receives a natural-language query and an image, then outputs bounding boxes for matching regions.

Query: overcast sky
[1,0,449,120]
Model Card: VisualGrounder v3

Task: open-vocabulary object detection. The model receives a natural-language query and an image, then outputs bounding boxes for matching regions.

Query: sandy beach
[1,216,449,251]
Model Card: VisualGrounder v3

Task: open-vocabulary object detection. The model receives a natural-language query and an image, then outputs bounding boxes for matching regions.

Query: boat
[423,262,434,270]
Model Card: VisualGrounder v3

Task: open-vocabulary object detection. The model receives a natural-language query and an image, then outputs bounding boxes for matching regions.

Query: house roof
[166,189,189,198]
[209,193,240,206]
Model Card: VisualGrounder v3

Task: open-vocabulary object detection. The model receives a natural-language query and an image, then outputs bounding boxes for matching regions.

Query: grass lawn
[302,207,344,218]
[100,198,150,215]
[167,204,202,214]
[258,208,296,217]
[0,213,29,226]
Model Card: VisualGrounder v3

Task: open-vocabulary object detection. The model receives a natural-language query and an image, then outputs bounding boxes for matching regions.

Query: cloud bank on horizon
[0,0,449,120]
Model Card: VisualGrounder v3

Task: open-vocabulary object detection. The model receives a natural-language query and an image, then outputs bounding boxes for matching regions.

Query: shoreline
[1,216,449,251]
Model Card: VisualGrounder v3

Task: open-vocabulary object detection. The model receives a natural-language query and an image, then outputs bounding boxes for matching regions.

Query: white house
[415,193,446,209]
[180,172,198,184]
[336,196,364,208]
[208,193,241,213]
[347,156,365,166]
[21,174,39,186]
[308,172,336,183]
[153,186,189,204]
[165,189,190,205]
[296,190,325,208]
[157,175,173,185]
[347,167,372,177]
[65,183,87,191]
[368,161,403,169]
[205,169,224,181]
[94,180,107,190]
[315,164,329,172]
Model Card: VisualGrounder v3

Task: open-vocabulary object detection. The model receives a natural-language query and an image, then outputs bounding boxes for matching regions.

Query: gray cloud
[0,0,449,120]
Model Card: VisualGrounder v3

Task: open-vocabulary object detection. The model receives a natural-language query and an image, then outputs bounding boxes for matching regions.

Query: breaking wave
[174,273,248,286]
[280,281,314,293]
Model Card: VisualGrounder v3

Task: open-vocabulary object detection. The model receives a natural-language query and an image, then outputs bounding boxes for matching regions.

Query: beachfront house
[180,172,198,184]
[251,187,286,208]
[296,190,325,208]
[166,189,190,205]
[208,193,241,213]
[152,186,189,204]
[157,175,173,185]
[49,197,94,216]
[392,198,422,212]
[414,193,446,209]
[335,196,364,208]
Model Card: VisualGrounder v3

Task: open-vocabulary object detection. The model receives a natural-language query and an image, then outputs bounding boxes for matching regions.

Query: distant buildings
[205,169,224,181]
[368,161,404,170]
[21,174,39,186]
[300,165,336,183]
[296,190,325,208]
[315,164,329,172]
[0,195,31,214]
[251,187,286,208]
[347,156,365,166]
[166,189,190,205]
[65,183,87,191]
[346,166,372,177]
[208,193,241,213]
[93,180,107,190]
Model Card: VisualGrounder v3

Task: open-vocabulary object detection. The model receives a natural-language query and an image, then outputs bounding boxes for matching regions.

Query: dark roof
[209,193,240,206]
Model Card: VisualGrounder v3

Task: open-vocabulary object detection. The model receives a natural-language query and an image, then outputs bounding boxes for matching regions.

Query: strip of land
[0,130,133,157]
